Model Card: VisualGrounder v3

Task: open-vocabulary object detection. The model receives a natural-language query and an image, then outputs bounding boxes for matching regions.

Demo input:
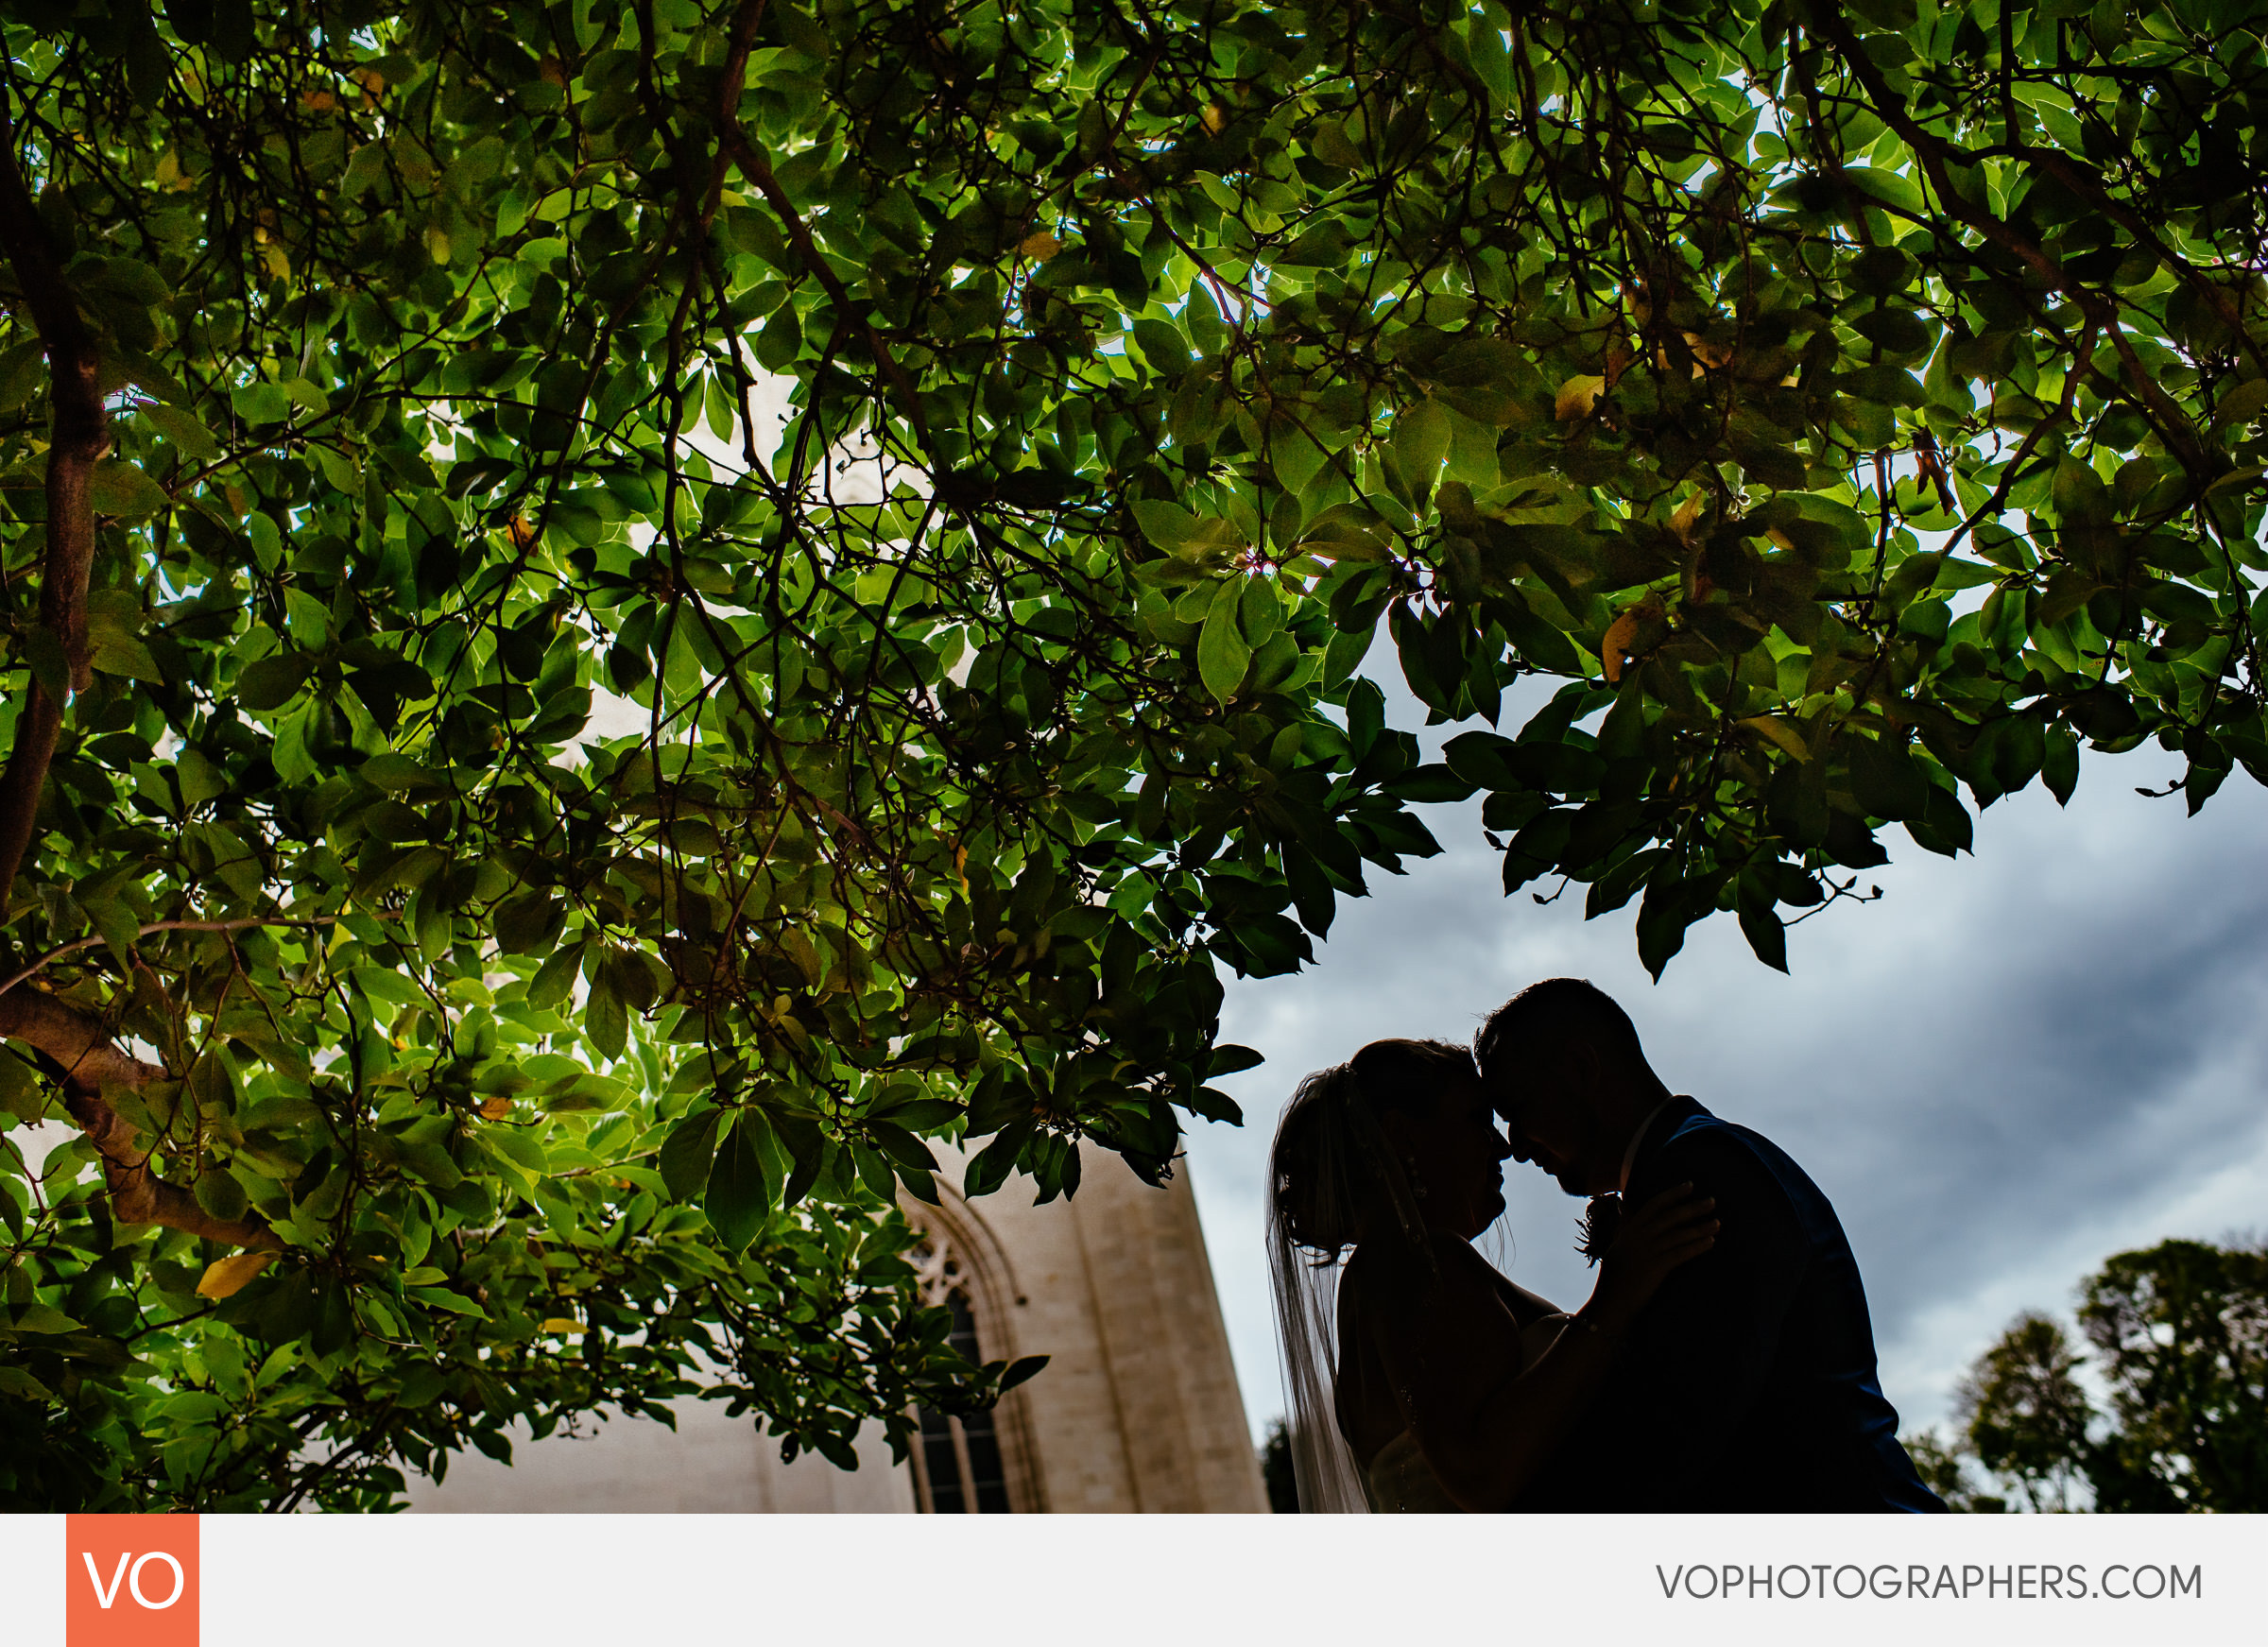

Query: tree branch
[718,129,932,449]
[1806,7,2212,476]
[0,88,110,904]
[0,915,337,999]
[0,986,278,1249]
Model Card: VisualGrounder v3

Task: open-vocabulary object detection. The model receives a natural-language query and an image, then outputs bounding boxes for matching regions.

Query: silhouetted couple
[1267,978,1945,1513]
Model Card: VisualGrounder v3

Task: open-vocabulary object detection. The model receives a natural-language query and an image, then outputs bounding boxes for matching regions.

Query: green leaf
[525,945,583,1011]
[1132,498,1204,550]
[1206,1042,1264,1076]
[1736,898,1789,974]
[659,1109,725,1202]
[406,1285,487,1319]
[2043,722,2080,806]
[0,1052,43,1125]
[9,1302,83,1333]
[492,890,564,956]
[1197,579,1249,704]
[584,965,628,1061]
[1238,576,1281,648]
[194,1169,250,1224]
[88,458,170,517]
[82,894,140,970]
[1321,620,1374,692]
[234,651,312,711]
[1392,401,1452,506]
[0,340,42,413]
[1635,878,1696,980]
[139,401,221,460]
[996,1353,1050,1393]
[2212,377,2268,430]
[756,303,802,371]
[1846,735,1931,820]
[231,381,293,424]
[90,633,164,683]
[1850,309,1933,355]
[704,1114,776,1252]
[963,1116,1033,1199]
[175,748,226,809]
[2053,456,2111,528]
[868,1119,936,1175]
[19,625,67,703]
[486,1125,548,1181]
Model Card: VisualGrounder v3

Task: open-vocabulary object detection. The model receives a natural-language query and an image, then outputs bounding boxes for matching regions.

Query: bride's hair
[1271,1038,1476,1260]
[1266,1038,1477,1512]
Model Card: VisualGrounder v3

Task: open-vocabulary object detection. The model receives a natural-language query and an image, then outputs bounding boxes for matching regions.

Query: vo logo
[65,1516,198,1647]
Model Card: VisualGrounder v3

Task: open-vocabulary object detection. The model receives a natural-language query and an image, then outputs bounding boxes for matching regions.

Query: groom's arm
[1602,1133,1808,1506]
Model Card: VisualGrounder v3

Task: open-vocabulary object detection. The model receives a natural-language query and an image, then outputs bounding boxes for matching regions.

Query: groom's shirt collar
[1617,1098,1675,1193]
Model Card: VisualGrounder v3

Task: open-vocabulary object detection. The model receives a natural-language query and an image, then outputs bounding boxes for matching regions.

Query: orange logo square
[65,1515,198,1647]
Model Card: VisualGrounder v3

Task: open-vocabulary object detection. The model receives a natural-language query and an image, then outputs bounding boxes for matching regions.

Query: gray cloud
[1177,675,2268,1447]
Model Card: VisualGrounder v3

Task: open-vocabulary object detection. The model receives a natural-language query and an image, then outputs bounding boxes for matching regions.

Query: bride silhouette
[1267,1038,1715,1512]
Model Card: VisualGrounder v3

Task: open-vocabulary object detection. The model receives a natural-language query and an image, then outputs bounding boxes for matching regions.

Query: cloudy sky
[1177,670,2268,1446]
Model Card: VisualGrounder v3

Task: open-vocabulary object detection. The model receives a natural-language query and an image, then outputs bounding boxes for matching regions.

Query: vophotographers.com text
[1657,1563,2203,1602]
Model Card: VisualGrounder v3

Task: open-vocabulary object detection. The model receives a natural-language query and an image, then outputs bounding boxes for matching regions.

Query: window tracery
[905,1223,1015,1514]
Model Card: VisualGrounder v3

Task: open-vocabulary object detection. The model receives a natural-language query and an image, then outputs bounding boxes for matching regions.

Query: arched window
[905,1225,1018,1514]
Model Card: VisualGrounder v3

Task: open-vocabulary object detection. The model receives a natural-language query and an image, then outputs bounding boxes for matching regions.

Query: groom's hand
[1593,1182,1718,1330]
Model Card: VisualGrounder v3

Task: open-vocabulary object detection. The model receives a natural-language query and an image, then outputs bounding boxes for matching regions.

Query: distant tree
[1260,1415,1298,1514]
[1899,1426,2003,1514]
[1932,1238,2268,1513]
[2080,1239,2268,1512]
[1954,1311,2096,1513]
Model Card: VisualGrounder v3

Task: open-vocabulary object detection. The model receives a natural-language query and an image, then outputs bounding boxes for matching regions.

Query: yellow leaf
[1600,611,1641,684]
[1738,715,1812,762]
[1600,599,1661,685]
[425,226,452,266]
[1201,103,1225,132]
[541,1317,584,1335]
[197,1252,276,1300]
[1670,491,1704,543]
[302,89,338,113]
[1555,374,1604,421]
[1681,330,1733,370]
[1018,231,1061,261]
[479,1095,512,1121]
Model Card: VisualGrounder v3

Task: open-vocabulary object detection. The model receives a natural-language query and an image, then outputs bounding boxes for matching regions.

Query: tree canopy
[3,0,2265,1506]
[1920,1238,2268,1512]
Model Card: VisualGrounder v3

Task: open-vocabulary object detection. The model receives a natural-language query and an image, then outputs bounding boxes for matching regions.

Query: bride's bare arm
[1363,1186,1717,1511]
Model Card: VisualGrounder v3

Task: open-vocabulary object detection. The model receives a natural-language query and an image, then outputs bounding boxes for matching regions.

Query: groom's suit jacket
[1521,1097,1944,1512]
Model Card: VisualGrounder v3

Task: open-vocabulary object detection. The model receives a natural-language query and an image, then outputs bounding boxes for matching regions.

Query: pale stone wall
[406,1143,1266,1514]
[404,1409,914,1514]
[963,1143,1267,1513]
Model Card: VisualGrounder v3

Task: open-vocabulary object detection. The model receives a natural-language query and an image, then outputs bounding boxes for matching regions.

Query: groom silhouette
[1476,978,1944,1512]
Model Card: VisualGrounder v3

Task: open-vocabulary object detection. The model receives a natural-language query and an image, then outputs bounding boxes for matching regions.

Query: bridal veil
[1265,1056,1438,1514]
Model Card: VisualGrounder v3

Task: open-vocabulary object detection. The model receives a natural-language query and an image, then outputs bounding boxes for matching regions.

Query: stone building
[406,1143,1268,1513]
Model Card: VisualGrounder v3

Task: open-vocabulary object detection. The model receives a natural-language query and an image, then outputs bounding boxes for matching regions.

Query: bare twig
[718,129,932,449]
[0,916,338,998]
